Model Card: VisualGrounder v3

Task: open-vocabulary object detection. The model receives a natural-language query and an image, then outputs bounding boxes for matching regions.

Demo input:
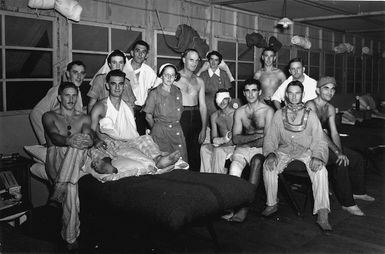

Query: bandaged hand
[265,153,278,171]
[310,157,324,172]
[212,131,232,147]
[336,153,349,167]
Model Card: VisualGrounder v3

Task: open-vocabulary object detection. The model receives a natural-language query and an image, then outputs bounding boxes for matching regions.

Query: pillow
[24,145,47,163]
[30,162,48,181]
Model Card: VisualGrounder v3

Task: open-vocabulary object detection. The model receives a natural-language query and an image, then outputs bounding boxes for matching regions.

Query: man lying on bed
[42,81,93,247]
[89,69,184,175]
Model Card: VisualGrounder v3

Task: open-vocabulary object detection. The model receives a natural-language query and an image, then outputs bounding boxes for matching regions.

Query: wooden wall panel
[345,34,354,44]
[4,0,53,16]
[323,30,333,51]
[153,0,208,36]
[258,16,275,39]
[293,23,307,38]
[309,26,320,50]
[213,8,235,38]
[335,32,343,44]
[154,0,183,32]
[236,13,255,41]
[108,0,147,27]
[182,3,209,36]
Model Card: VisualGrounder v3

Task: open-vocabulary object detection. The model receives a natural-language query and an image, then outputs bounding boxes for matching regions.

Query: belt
[183,105,199,111]
[156,121,181,128]
[133,105,143,112]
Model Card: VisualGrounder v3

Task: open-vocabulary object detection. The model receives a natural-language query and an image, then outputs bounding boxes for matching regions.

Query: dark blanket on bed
[338,118,385,151]
[79,169,256,233]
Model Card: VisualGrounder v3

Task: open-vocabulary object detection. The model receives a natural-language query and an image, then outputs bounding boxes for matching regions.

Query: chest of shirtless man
[254,48,286,100]
[215,110,234,136]
[176,73,202,106]
[255,68,286,99]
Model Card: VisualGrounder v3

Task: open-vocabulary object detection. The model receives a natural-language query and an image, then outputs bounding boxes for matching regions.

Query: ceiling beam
[211,0,261,4]
[347,28,385,33]
[293,11,385,22]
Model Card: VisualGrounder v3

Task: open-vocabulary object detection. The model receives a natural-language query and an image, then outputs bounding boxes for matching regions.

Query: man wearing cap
[228,79,274,222]
[271,57,317,110]
[254,47,286,110]
[200,89,235,174]
[306,76,374,216]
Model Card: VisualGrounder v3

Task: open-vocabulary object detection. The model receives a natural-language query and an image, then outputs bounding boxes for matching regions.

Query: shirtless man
[90,70,180,173]
[228,79,274,222]
[263,80,331,232]
[175,48,207,171]
[254,47,286,109]
[42,82,93,183]
[42,81,93,246]
[200,89,235,174]
[306,76,374,216]
[31,61,86,144]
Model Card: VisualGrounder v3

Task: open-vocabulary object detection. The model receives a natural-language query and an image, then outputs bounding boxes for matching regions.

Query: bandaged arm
[213,132,231,146]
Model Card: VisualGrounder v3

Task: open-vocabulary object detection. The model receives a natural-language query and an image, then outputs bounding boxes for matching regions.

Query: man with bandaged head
[200,89,235,174]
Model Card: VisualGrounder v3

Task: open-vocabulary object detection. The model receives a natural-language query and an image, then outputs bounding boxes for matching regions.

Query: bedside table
[0,156,33,226]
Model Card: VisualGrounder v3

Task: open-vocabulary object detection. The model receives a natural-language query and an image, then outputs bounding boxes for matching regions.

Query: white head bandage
[216,91,231,106]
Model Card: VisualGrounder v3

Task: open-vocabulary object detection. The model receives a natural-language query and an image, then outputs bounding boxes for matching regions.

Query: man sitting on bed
[90,69,181,174]
[31,60,86,145]
[42,81,93,247]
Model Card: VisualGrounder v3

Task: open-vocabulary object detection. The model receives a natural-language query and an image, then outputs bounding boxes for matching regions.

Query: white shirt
[271,74,317,103]
[126,59,157,106]
[208,68,221,78]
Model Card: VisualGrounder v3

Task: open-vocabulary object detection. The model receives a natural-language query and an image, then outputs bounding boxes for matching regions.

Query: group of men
[199,47,374,229]
[30,41,374,245]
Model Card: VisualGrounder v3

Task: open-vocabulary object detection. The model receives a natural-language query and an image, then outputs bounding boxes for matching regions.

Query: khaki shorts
[232,146,263,169]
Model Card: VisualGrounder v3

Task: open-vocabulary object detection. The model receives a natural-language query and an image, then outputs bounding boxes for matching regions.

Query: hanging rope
[155,9,179,53]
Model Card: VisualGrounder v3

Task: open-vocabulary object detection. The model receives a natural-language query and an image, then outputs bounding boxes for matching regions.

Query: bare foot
[230,208,248,222]
[220,210,234,221]
[353,194,375,202]
[93,157,118,174]
[156,151,181,169]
